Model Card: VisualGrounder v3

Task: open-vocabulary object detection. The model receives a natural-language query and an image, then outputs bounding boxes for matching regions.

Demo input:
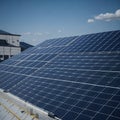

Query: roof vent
[48,112,56,119]
[3,90,9,93]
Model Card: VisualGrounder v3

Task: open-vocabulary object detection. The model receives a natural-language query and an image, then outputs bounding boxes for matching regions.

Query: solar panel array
[0,30,120,120]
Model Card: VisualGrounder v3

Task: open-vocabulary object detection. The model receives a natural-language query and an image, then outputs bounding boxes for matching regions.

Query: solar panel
[0,30,120,120]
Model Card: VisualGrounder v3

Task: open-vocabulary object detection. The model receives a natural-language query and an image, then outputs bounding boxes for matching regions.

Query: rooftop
[20,42,33,51]
[0,90,57,120]
[0,30,21,36]
[0,30,120,120]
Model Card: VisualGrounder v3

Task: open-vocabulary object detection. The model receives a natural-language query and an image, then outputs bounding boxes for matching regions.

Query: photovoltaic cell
[37,36,77,47]
[0,30,120,120]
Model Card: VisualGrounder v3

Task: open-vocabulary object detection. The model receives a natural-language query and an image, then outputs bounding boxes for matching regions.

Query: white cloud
[88,19,94,23]
[22,32,43,36]
[95,13,114,21]
[116,9,120,16]
[33,32,43,36]
[95,9,120,21]
[31,39,37,42]
[23,32,32,35]
[45,32,50,35]
[58,30,62,33]
[88,9,120,23]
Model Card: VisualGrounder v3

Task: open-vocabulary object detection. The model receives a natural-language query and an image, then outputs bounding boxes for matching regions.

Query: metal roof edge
[0,89,61,120]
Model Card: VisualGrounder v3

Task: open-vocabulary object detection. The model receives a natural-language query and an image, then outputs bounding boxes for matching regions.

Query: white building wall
[0,34,21,61]
[0,35,20,46]
[11,47,21,55]
[0,46,21,56]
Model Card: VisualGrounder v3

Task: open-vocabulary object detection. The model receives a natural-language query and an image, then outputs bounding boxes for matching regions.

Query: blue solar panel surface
[0,30,120,120]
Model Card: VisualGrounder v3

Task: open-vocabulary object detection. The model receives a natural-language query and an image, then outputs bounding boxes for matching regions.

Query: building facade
[0,30,21,62]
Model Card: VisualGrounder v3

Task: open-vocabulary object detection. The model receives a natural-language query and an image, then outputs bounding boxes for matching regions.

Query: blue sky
[0,0,120,45]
